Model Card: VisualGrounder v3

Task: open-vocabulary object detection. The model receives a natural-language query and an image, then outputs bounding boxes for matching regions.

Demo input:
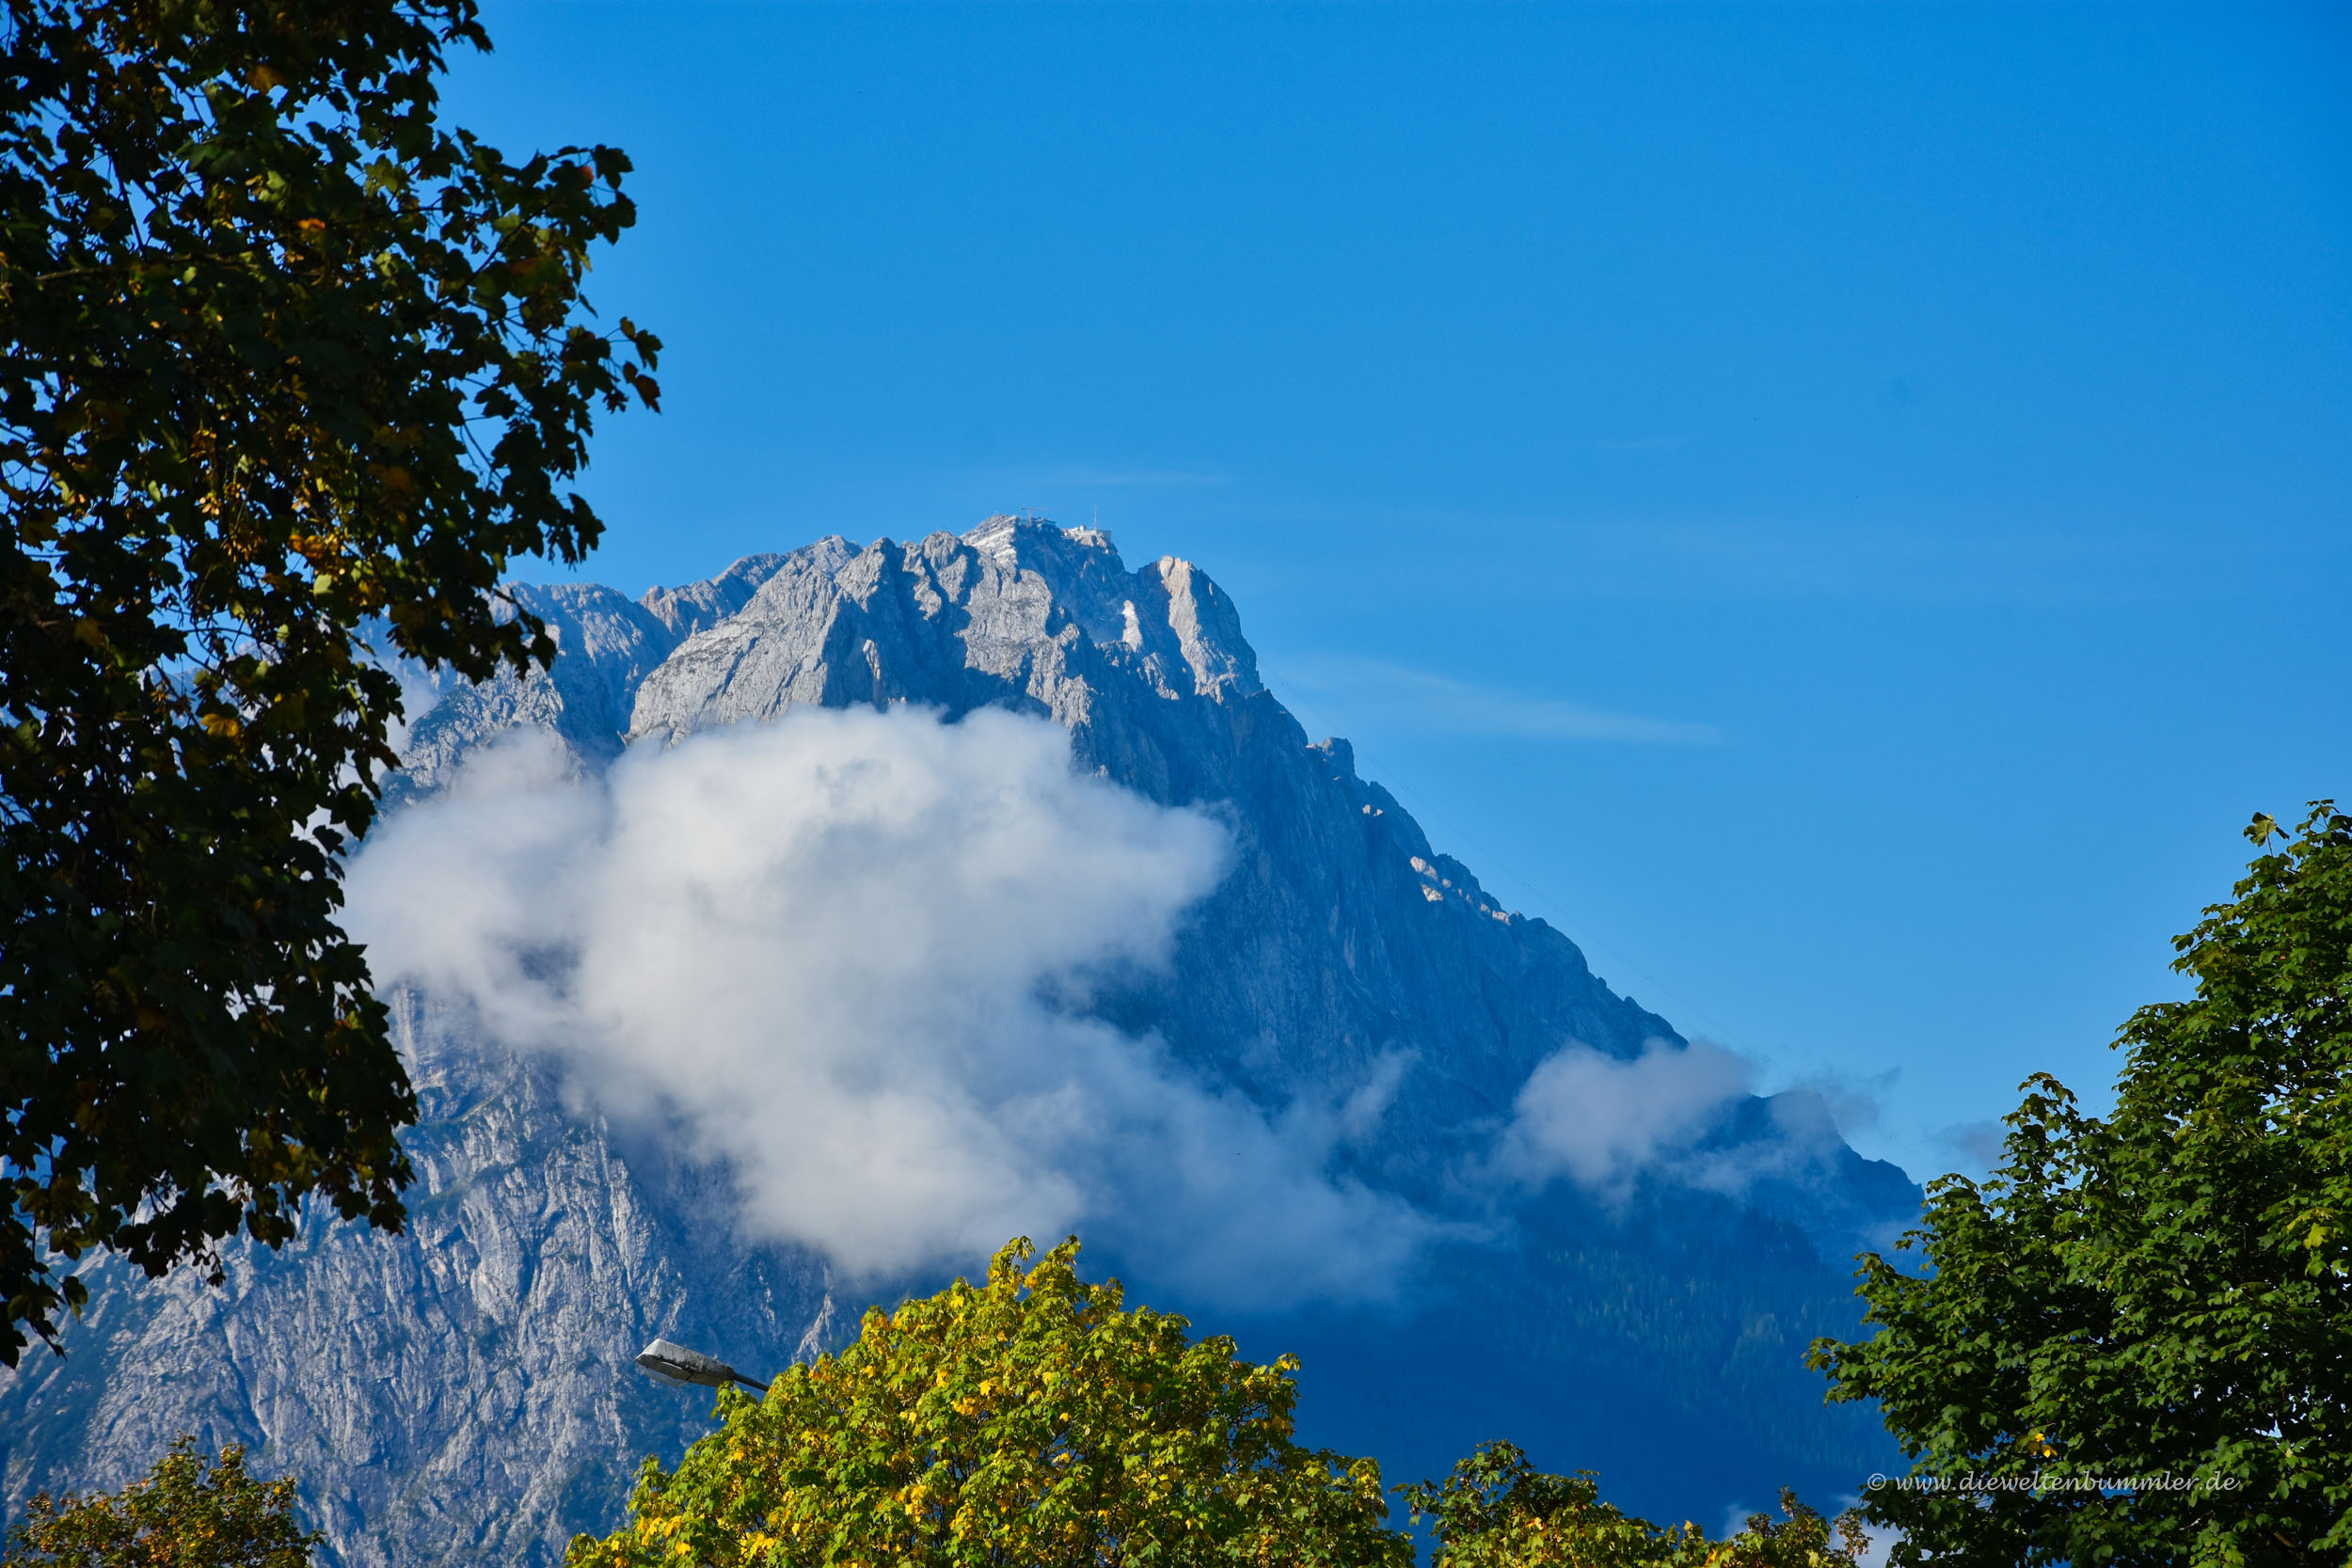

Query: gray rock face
[623,522,1677,1151]
[0,517,1915,1564]
[0,995,832,1565]
[385,554,791,808]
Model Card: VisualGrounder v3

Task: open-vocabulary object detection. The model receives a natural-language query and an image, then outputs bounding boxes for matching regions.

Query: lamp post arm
[635,1338,769,1392]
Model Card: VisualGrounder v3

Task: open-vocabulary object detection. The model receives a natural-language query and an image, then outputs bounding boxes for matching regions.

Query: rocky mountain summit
[0,518,1915,1565]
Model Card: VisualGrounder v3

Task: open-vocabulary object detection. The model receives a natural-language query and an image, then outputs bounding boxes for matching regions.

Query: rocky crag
[0,518,1915,1563]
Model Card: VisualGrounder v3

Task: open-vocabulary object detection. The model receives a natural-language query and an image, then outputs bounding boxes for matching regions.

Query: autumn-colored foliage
[564,1237,1409,1568]
[564,1236,1867,1568]
[1,1438,318,1567]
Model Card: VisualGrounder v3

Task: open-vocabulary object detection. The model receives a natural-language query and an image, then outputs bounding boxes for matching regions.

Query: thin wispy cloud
[1936,1119,2008,1177]
[1218,499,2244,611]
[1275,655,1721,745]
[1562,516,2201,608]
[1767,1066,1898,1144]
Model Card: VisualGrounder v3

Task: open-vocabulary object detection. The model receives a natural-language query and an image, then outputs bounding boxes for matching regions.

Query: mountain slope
[0,517,1913,1562]
[622,520,1684,1157]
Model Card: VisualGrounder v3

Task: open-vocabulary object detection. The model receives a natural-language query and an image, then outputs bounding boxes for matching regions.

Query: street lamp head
[635,1338,765,1391]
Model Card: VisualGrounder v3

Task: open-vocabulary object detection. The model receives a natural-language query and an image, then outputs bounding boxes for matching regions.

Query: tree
[564,1237,1411,1568]
[2,1436,320,1567]
[1809,803,2352,1565]
[0,0,657,1363]
[1398,1441,1867,1568]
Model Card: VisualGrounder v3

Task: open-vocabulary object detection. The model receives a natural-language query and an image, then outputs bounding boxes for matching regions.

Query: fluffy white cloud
[1498,1037,1892,1211]
[1498,1037,1754,1195]
[344,705,1433,1308]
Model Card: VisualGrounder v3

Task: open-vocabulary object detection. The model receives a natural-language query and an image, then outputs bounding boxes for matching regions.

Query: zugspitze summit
[1,517,1915,1566]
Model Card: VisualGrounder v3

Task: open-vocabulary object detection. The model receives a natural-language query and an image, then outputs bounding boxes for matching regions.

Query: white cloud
[1499,1039,1904,1250]
[343,705,1435,1310]
[1272,656,1720,745]
[1690,1088,1849,1194]
[1498,1037,1754,1195]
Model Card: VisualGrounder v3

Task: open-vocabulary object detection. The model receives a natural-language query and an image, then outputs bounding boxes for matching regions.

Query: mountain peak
[624,521,1262,750]
[637,552,791,641]
[965,512,1117,560]
[6,518,1920,1568]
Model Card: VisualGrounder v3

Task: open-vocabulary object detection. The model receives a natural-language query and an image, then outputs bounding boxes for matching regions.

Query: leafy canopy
[0,0,654,1363]
[1,1437,319,1567]
[564,1237,1410,1568]
[1810,803,2352,1565]
[1398,1441,1867,1568]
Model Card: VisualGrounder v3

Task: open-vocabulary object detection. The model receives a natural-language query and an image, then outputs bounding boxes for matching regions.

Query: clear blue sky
[448,1,2351,1182]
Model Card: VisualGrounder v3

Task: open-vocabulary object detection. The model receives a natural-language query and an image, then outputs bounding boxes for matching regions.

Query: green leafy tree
[2,1437,319,1566]
[1398,1441,1866,1568]
[0,0,656,1363]
[1810,803,2352,1565]
[564,1237,1411,1568]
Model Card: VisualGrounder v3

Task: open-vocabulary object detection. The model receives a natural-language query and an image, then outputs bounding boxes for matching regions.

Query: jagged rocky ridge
[0,518,1915,1564]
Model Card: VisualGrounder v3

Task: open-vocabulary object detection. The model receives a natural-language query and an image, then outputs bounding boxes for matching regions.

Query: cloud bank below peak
[343,705,1441,1311]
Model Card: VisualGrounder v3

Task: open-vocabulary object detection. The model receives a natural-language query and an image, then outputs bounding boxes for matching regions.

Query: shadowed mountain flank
[1,518,1913,1565]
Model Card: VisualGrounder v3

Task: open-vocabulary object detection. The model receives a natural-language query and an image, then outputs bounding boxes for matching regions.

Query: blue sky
[448,1,2350,1182]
